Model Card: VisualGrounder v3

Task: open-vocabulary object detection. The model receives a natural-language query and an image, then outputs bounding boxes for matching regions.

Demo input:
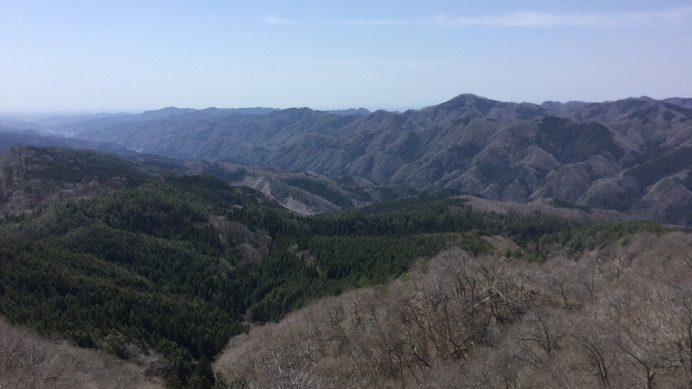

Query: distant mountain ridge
[2,94,691,225]
[0,106,278,136]
[0,145,414,217]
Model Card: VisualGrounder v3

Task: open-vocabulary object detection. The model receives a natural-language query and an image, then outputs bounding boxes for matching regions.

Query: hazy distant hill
[0,106,278,136]
[61,94,692,226]
[2,95,691,225]
[0,128,137,155]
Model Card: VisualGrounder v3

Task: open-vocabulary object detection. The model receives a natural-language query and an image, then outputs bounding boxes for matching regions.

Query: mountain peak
[439,93,497,108]
[142,107,195,120]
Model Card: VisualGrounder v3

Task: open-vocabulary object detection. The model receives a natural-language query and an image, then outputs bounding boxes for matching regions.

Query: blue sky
[2,1,691,113]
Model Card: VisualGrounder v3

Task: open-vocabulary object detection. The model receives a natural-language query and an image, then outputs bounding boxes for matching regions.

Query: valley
[0,94,691,388]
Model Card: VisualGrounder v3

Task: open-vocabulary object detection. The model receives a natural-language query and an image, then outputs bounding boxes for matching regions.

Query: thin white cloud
[428,7,692,28]
[621,7,692,25]
[320,7,692,29]
[261,16,298,25]
[430,12,607,27]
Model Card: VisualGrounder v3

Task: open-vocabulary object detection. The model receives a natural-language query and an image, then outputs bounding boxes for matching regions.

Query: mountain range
[2,94,692,225]
[2,95,692,387]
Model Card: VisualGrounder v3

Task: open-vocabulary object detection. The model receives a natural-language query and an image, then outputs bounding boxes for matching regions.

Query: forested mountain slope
[58,94,692,226]
[0,145,411,217]
[0,317,162,389]
[0,146,604,386]
[2,95,691,225]
[0,145,685,388]
[175,159,414,215]
[216,230,692,388]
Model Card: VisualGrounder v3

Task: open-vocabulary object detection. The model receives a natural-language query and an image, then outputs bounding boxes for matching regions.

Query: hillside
[215,230,692,388]
[6,94,688,225]
[0,317,162,389]
[176,159,415,215]
[0,145,687,388]
[0,146,150,217]
[0,146,579,386]
[2,145,675,386]
[0,128,137,156]
[0,145,412,217]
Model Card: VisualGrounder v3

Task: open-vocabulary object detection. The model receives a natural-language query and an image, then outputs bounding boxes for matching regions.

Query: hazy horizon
[2,1,692,113]
[0,93,689,119]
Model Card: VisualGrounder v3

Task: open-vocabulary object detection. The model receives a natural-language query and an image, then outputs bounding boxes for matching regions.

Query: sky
[2,0,692,113]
